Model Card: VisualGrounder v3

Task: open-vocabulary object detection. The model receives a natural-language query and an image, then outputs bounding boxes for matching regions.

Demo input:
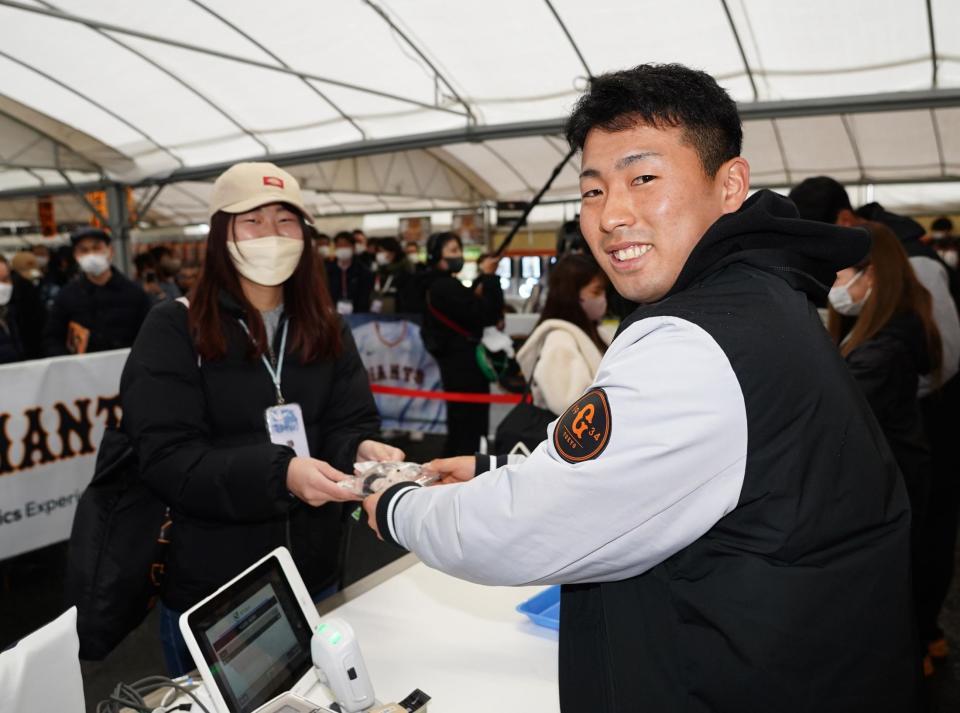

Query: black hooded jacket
[561,190,917,711]
[377,190,918,713]
[120,295,379,611]
[845,312,932,489]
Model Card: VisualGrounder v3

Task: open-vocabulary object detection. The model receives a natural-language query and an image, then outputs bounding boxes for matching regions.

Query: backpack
[64,297,190,660]
[64,427,170,660]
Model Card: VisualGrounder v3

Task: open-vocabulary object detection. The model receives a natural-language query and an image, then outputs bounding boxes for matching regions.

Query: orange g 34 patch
[553,387,611,464]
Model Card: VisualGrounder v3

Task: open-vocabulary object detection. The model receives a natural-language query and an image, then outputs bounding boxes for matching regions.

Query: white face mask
[77,252,111,277]
[335,247,354,262]
[227,236,303,287]
[375,252,391,266]
[828,270,871,316]
[355,243,366,255]
[0,282,12,306]
[580,293,608,322]
[944,251,959,268]
[318,245,331,258]
[406,251,421,264]
[34,256,49,269]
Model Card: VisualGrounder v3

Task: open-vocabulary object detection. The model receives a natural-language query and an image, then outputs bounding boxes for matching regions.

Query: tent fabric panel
[775,115,861,177]
[0,8,246,152]
[200,0,441,109]
[550,0,753,98]
[376,0,585,124]
[848,110,941,173]
[741,119,788,185]
[116,35,353,152]
[729,0,932,100]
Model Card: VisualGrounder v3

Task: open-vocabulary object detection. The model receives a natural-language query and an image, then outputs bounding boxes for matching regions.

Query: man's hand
[286,457,361,506]
[356,439,405,464]
[363,490,383,540]
[479,255,500,275]
[423,455,476,485]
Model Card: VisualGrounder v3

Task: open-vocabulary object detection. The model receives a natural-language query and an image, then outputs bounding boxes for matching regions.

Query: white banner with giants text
[0,349,128,560]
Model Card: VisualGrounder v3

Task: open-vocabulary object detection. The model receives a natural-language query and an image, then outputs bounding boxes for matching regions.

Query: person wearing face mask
[353,228,376,271]
[120,161,402,676]
[828,221,941,673]
[325,231,375,314]
[515,254,608,418]
[420,232,503,456]
[42,227,151,356]
[371,237,414,314]
[313,229,333,262]
[0,255,24,363]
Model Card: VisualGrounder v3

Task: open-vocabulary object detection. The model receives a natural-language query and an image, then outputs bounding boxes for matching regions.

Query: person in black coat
[828,221,941,673]
[42,228,151,355]
[326,231,375,314]
[420,232,503,456]
[120,161,402,677]
[0,256,24,364]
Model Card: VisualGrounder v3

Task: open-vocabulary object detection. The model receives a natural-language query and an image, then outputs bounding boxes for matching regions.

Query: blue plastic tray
[516,585,560,630]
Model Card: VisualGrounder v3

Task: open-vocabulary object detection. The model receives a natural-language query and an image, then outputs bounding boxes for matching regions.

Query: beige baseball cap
[209,162,310,220]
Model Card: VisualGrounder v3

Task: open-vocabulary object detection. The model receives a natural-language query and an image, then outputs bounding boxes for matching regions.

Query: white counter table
[316,554,560,712]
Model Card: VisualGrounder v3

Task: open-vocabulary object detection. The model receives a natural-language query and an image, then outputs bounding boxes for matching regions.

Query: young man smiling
[365,64,918,711]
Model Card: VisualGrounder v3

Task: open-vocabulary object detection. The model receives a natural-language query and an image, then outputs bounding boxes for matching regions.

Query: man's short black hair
[565,63,742,177]
[788,176,853,224]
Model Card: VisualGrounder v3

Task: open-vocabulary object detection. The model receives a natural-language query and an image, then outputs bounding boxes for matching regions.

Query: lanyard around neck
[237,317,289,405]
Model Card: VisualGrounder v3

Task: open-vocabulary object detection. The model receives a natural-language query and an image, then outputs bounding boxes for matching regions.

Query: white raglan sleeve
[374,316,749,586]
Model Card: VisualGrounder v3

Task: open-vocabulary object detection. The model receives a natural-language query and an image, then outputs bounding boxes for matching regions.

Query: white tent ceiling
[0,0,959,224]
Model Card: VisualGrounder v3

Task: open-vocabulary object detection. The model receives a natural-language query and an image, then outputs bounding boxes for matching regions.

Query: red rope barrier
[370,384,525,404]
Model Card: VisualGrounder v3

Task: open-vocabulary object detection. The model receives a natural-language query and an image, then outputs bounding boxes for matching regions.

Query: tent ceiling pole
[188,0,367,141]
[0,48,183,168]
[543,0,592,79]
[55,166,109,226]
[1,89,960,203]
[361,0,475,124]
[719,0,759,101]
[0,0,466,118]
[926,0,938,88]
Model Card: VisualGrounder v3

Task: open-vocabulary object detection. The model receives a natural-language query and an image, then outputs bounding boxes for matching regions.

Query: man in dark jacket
[366,64,918,712]
[42,227,151,356]
[326,231,374,314]
[0,256,24,363]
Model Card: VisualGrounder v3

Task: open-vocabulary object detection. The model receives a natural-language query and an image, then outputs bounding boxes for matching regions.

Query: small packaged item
[339,462,438,496]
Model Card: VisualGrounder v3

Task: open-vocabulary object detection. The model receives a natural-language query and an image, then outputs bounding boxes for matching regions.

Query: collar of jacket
[663,189,870,303]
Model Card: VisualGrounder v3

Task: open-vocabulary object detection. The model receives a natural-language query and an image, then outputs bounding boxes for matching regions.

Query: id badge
[370,298,383,314]
[336,299,354,315]
[265,402,310,458]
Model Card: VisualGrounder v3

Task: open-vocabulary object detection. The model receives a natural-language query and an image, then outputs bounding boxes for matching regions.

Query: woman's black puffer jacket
[120,294,379,611]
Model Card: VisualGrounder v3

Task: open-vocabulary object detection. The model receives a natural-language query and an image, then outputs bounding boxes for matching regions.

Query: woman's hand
[356,439,405,464]
[286,457,361,506]
[423,456,476,485]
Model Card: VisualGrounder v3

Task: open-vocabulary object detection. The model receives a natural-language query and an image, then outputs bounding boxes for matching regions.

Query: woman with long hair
[420,232,503,456]
[828,221,941,673]
[516,254,608,417]
[120,162,401,676]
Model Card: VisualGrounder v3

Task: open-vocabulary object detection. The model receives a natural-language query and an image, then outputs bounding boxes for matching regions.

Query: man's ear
[836,208,858,227]
[719,157,750,214]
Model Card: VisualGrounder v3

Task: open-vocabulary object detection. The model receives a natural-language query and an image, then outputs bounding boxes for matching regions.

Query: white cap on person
[208,162,309,220]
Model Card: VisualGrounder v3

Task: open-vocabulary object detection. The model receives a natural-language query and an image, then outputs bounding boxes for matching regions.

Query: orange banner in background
[37,196,56,237]
[85,190,108,228]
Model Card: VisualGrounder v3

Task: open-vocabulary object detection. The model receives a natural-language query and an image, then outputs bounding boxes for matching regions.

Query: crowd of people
[2,63,960,707]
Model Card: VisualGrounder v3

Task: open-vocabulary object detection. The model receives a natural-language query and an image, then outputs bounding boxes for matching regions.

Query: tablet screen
[186,556,314,713]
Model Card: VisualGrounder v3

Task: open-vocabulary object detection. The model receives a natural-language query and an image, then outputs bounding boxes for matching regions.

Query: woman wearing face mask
[828,221,940,667]
[0,256,24,363]
[326,232,374,314]
[421,232,504,456]
[515,254,609,417]
[371,237,414,314]
[120,162,402,676]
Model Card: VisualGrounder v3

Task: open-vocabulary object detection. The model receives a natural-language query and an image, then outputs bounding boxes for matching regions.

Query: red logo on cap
[263,176,284,188]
